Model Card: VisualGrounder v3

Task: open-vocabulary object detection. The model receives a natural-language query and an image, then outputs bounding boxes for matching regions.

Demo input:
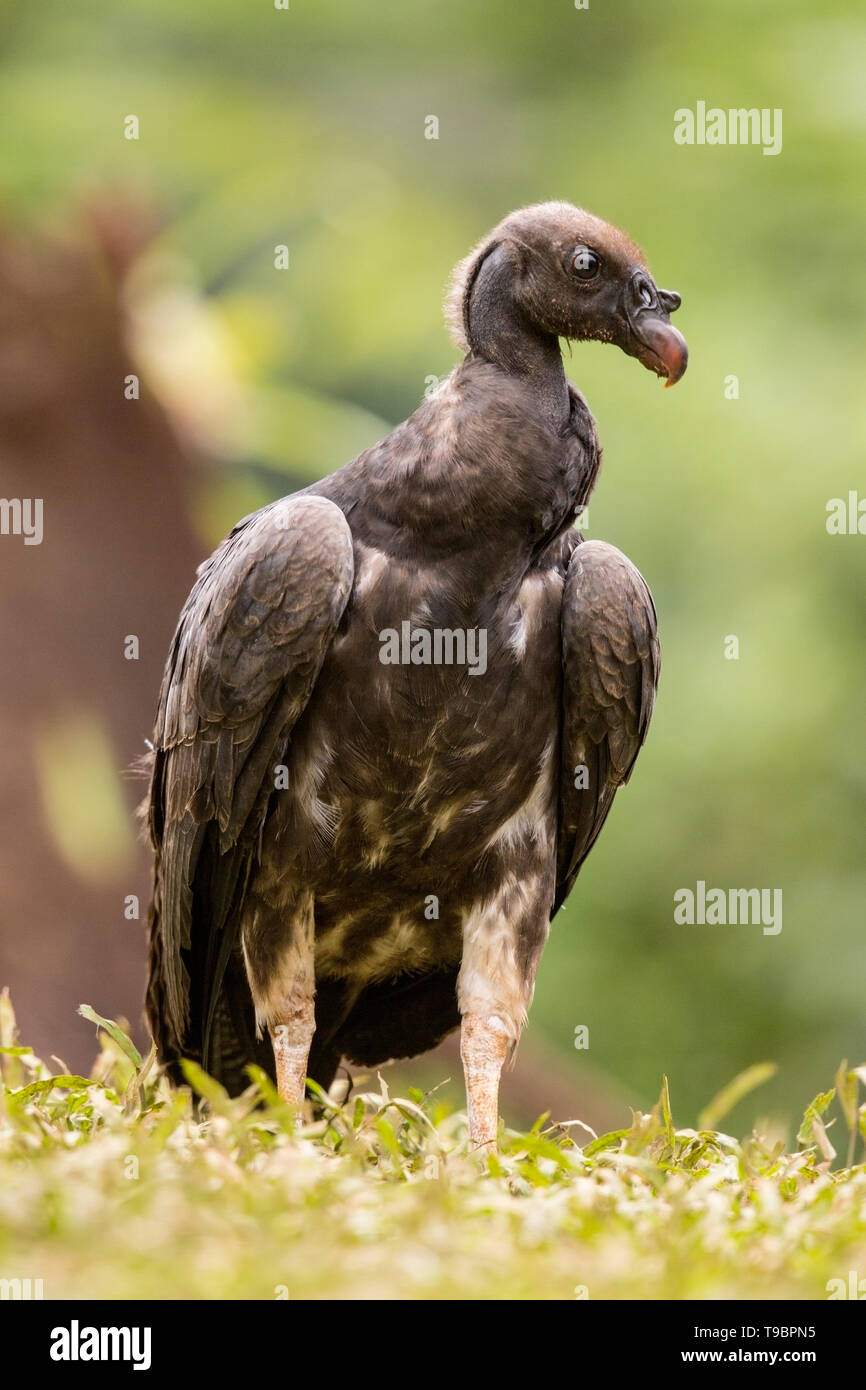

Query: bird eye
[639,284,654,308]
[571,247,600,281]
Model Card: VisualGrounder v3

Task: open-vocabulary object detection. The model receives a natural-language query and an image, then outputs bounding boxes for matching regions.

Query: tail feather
[146,823,269,1095]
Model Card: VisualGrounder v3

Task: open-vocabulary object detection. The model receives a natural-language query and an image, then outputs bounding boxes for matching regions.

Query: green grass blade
[698,1062,777,1131]
[78,1005,142,1069]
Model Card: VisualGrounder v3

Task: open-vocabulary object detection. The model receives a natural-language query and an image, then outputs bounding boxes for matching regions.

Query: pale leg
[457,873,552,1148]
[243,888,317,1111]
[460,1013,510,1146]
[269,998,315,1108]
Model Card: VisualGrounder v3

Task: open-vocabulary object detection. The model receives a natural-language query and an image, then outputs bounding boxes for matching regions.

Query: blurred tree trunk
[0,207,203,1067]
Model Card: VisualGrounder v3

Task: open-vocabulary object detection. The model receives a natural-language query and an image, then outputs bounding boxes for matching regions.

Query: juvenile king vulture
[145,202,687,1145]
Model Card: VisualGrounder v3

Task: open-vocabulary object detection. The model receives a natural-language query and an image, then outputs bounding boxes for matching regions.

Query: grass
[1,991,864,1301]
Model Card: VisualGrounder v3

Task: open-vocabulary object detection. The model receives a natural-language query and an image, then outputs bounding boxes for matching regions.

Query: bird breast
[263,547,566,981]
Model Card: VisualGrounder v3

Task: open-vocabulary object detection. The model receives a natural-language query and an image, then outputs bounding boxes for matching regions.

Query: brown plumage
[144,201,686,1143]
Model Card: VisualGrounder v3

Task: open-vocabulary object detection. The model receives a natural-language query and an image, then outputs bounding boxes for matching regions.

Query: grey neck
[466,243,570,432]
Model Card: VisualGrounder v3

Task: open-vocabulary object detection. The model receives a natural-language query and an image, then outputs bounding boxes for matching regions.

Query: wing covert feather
[556,539,660,910]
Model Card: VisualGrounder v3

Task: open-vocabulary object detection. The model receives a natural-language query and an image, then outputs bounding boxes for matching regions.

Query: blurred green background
[1,0,863,1133]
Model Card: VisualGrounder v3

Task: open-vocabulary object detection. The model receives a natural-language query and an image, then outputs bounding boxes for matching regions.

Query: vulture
[145,202,687,1145]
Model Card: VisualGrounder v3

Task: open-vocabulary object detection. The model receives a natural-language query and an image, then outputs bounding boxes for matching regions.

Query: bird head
[447,201,688,387]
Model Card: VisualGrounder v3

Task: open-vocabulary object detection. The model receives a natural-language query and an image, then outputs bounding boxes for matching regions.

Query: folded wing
[146,495,354,1069]
[556,539,660,912]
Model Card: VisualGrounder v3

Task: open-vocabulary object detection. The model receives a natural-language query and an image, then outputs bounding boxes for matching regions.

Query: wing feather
[555,539,660,911]
[147,495,354,1053]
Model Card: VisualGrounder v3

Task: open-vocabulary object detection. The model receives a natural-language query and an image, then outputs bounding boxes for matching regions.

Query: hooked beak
[623,276,688,387]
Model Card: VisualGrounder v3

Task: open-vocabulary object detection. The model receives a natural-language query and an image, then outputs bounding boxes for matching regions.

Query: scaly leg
[460,1013,510,1146]
[269,1000,315,1109]
[457,873,552,1148]
[243,887,316,1111]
